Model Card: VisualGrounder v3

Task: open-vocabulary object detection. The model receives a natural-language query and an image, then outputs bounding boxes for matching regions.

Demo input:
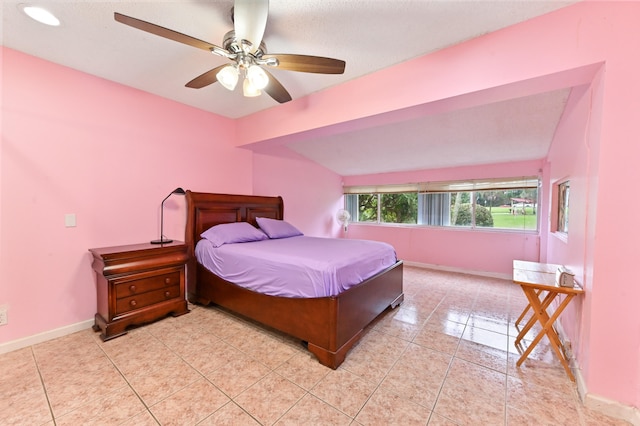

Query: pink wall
[347,224,539,276]
[540,4,640,408]
[0,48,252,343]
[252,153,343,237]
[574,5,640,405]
[544,81,598,374]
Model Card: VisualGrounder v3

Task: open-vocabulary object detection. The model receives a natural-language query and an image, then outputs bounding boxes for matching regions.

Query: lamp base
[150,238,173,245]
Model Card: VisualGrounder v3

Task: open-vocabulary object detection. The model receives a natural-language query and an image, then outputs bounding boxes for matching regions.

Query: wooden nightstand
[89,241,190,341]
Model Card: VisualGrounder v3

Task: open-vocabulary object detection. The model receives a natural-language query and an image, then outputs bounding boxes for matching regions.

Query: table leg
[543,294,576,381]
[515,288,544,326]
[515,290,556,344]
[523,292,564,351]
[516,287,576,381]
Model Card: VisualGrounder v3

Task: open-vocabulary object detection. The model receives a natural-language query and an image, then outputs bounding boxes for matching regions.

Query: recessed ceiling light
[22,5,60,26]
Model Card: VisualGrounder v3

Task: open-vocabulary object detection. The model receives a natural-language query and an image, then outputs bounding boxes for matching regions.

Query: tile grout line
[30,346,58,426]
[91,331,163,425]
[146,322,263,425]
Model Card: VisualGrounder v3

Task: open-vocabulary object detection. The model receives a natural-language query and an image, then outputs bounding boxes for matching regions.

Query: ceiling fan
[114,0,346,104]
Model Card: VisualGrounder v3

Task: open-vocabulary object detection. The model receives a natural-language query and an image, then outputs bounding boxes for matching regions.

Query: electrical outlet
[0,305,7,326]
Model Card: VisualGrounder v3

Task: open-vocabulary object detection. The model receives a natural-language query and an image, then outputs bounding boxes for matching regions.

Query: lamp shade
[246,65,269,90]
[243,78,261,97]
[216,65,239,90]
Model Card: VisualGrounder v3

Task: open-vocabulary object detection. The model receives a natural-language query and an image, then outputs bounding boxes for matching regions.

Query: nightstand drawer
[116,285,181,314]
[115,271,181,298]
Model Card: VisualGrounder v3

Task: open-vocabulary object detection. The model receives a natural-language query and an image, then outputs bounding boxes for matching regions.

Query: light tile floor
[0,266,630,425]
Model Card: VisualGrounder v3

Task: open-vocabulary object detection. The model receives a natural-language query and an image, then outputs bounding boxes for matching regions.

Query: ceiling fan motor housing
[222,30,267,56]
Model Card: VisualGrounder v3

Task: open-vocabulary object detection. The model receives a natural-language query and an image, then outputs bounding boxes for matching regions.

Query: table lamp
[151,187,186,244]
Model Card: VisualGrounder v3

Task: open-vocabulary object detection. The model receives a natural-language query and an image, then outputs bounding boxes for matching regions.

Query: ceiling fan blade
[114,12,223,53]
[185,65,228,89]
[261,69,292,103]
[233,0,269,53]
[262,54,346,74]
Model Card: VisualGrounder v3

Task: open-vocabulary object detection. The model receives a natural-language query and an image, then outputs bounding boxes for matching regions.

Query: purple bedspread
[195,236,397,298]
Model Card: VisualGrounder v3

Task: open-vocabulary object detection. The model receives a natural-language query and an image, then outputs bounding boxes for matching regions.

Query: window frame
[556,180,570,234]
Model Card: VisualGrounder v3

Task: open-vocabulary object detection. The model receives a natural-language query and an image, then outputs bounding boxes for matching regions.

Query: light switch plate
[65,213,76,227]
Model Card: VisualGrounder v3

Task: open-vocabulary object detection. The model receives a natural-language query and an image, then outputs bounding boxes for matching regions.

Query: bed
[184,191,404,369]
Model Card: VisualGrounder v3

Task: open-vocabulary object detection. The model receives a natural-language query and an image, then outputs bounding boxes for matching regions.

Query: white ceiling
[288,88,571,175]
[2,0,579,176]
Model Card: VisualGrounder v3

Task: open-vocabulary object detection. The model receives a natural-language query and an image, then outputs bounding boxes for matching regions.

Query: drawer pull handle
[164,291,171,298]
[164,277,171,284]
[130,300,137,307]
[129,285,136,293]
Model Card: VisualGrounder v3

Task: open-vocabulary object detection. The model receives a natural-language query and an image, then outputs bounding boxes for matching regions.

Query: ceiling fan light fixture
[216,64,239,91]
[243,78,261,97]
[246,65,269,90]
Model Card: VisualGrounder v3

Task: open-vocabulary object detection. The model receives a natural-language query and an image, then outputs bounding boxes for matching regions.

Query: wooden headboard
[185,191,284,249]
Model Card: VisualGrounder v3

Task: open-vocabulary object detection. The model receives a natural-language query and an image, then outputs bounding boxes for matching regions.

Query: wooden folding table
[512,260,584,381]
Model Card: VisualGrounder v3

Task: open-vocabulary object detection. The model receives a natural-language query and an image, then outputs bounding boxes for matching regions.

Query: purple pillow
[256,217,303,239]
[200,222,268,248]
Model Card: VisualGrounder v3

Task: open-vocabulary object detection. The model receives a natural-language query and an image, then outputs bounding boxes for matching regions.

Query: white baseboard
[583,393,640,425]
[402,260,512,280]
[574,365,640,425]
[0,319,95,355]
[555,318,639,425]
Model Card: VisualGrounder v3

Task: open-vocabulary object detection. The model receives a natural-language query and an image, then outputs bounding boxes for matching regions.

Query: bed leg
[307,330,363,369]
[390,293,405,309]
[187,293,211,306]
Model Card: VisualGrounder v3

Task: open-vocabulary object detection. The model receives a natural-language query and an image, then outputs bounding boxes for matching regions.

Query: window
[356,194,378,222]
[557,180,570,233]
[344,177,538,231]
[381,193,418,224]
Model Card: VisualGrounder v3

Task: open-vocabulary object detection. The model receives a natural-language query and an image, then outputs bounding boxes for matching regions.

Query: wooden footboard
[193,260,404,369]
[309,260,404,368]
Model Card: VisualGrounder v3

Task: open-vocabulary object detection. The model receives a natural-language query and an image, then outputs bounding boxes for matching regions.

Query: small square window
[557,181,570,233]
